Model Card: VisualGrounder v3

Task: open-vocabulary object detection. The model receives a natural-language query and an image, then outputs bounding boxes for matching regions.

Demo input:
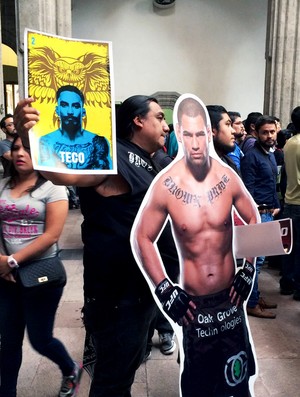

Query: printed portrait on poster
[24,29,116,174]
[131,94,292,397]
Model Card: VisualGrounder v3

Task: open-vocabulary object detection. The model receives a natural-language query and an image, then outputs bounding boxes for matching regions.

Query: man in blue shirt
[227,111,245,171]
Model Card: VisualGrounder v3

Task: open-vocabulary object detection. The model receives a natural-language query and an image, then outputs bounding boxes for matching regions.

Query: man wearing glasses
[227,111,246,171]
[0,114,17,177]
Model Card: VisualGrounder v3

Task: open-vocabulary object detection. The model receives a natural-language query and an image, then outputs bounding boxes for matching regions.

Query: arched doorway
[2,43,19,114]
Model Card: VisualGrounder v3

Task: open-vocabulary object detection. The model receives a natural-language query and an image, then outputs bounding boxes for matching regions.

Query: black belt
[85,295,153,308]
[258,208,273,214]
[258,204,274,214]
[189,288,230,308]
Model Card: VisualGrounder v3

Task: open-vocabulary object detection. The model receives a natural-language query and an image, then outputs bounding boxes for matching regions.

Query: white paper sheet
[234,218,292,258]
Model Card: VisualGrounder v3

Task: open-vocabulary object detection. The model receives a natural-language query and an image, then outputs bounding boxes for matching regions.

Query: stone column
[15,0,72,97]
[264,0,300,127]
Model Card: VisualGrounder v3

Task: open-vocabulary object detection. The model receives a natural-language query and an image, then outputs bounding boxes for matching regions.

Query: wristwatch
[7,255,19,269]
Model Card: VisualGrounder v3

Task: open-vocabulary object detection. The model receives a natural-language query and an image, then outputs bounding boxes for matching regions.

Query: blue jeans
[0,278,74,397]
[280,204,300,290]
[247,212,274,308]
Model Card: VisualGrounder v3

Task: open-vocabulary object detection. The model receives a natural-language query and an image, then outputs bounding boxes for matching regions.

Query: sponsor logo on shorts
[224,351,247,387]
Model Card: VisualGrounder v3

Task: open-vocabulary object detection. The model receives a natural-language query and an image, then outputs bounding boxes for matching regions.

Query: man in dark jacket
[241,115,280,318]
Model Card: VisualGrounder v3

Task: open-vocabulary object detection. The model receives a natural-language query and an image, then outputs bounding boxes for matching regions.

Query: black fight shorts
[181,289,255,397]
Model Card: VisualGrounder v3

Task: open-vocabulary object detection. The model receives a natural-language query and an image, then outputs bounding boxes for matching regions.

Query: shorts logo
[224,351,248,387]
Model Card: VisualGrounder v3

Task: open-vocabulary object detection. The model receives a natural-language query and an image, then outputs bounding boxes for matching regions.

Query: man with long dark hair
[14,94,178,397]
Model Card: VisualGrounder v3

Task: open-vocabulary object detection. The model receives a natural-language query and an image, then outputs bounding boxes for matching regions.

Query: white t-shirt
[0,179,68,259]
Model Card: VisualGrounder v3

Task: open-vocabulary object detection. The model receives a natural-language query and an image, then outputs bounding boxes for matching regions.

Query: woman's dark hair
[116,95,158,140]
[5,134,47,194]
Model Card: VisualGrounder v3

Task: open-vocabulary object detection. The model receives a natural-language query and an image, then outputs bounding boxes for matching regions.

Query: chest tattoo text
[207,174,230,204]
[163,174,230,207]
[164,176,201,207]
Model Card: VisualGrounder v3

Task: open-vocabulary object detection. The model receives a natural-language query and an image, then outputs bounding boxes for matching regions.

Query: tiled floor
[17,209,300,397]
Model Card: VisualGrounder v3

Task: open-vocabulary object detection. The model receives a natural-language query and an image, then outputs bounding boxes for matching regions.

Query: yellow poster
[24,29,116,174]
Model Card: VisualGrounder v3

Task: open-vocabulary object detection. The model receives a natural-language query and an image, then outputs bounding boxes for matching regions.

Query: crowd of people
[0,93,298,396]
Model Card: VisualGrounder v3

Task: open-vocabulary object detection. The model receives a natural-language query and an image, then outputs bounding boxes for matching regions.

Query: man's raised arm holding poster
[131,94,260,397]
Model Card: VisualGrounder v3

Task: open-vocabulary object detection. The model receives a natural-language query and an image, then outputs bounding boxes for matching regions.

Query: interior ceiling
[1,0,17,52]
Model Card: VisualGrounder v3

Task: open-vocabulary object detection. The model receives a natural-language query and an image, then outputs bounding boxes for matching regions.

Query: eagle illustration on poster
[24,29,116,175]
[28,47,111,108]
[131,94,292,397]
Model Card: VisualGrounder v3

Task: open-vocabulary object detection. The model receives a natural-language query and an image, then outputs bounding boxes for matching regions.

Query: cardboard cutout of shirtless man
[131,94,260,397]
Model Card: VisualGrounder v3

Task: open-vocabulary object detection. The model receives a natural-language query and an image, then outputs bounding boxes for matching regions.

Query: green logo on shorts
[234,359,242,378]
[224,351,247,386]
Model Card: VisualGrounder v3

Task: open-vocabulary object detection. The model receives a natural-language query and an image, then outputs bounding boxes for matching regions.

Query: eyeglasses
[233,121,243,126]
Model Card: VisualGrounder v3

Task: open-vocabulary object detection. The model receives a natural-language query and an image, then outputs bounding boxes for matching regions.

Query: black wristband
[244,260,255,275]
[232,260,255,301]
[155,278,172,302]
[155,278,191,324]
